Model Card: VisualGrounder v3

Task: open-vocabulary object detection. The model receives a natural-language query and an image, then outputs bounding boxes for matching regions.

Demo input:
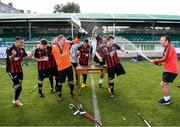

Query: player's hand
[154,62,162,66]
[79,28,88,34]
[98,56,103,62]
[150,59,161,66]
[42,57,49,61]
[12,50,17,56]
[150,59,155,63]
[31,49,35,54]
[79,27,84,33]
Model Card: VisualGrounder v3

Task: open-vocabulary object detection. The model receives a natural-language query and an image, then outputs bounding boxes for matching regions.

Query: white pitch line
[90,74,102,127]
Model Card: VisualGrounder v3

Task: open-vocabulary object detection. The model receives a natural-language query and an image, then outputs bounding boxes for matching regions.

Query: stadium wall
[1,41,180,59]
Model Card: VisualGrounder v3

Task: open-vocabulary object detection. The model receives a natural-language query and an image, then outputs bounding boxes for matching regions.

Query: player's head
[40,39,48,49]
[67,36,73,46]
[102,39,107,45]
[51,37,58,45]
[107,35,115,45]
[67,36,73,41]
[83,39,89,48]
[103,35,108,40]
[160,35,171,47]
[57,34,66,46]
[15,36,24,48]
[96,36,102,44]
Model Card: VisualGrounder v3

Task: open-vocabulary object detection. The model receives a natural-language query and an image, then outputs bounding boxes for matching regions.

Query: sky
[1,0,180,15]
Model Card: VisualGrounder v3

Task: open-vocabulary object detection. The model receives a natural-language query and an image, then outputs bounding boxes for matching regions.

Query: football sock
[14,84,22,101]
[69,83,74,95]
[109,82,114,95]
[82,74,87,84]
[38,83,43,94]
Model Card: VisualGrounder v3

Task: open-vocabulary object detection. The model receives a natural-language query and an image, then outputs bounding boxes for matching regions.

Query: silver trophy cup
[70,15,88,34]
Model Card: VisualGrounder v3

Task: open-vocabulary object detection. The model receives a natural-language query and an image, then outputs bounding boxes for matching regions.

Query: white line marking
[90,74,102,127]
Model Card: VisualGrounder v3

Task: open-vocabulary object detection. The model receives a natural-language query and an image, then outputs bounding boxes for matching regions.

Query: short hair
[83,39,89,43]
[40,39,48,45]
[96,36,102,42]
[67,36,73,41]
[161,35,171,43]
[107,35,114,41]
[103,35,108,39]
[57,34,65,41]
[15,36,23,41]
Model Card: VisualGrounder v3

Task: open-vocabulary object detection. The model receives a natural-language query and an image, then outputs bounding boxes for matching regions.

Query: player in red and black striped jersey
[95,35,128,98]
[46,45,58,93]
[34,39,50,97]
[94,36,107,88]
[6,36,34,106]
[77,39,93,88]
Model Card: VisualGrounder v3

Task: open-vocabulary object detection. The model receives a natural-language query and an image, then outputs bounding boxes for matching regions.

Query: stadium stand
[117,34,180,41]
[1,13,180,46]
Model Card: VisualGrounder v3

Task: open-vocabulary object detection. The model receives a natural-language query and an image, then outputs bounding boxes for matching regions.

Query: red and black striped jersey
[46,46,57,68]
[97,44,121,68]
[78,45,93,65]
[96,40,102,49]
[34,47,50,71]
[6,45,27,73]
[97,43,106,57]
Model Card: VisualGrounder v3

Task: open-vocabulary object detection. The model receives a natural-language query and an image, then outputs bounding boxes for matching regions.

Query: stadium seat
[117,33,180,42]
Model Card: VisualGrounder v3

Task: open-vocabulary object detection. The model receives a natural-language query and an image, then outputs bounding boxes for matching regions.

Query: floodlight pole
[113,22,115,36]
[28,21,32,41]
[152,21,155,41]
[71,23,74,38]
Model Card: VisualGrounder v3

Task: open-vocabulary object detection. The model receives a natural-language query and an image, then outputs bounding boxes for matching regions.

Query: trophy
[70,15,88,34]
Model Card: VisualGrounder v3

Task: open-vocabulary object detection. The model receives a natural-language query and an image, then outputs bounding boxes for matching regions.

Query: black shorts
[71,62,78,68]
[49,67,58,77]
[8,72,23,86]
[58,66,74,83]
[108,63,126,80]
[38,69,50,81]
[94,55,105,65]
[162,72,177,83]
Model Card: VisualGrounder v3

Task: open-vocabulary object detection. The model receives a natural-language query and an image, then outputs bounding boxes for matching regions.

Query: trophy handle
[70,15,88,34]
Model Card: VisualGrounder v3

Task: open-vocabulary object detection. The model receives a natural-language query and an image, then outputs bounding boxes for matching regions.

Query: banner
[1,41,180,59]
[0,43,36,58]
[0,47,7,58]
[116,42,164,52]
[116,41,180,54]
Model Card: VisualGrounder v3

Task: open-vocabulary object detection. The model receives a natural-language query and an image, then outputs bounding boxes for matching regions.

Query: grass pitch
[0,61,180,126]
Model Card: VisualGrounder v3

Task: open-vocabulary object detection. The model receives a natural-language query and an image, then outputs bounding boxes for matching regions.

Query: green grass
[0,61,180,126]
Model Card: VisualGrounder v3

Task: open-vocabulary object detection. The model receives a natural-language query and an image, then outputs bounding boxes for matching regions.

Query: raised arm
[95,46,103,62]
[72,32,82,44]
[116,44,128,53]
